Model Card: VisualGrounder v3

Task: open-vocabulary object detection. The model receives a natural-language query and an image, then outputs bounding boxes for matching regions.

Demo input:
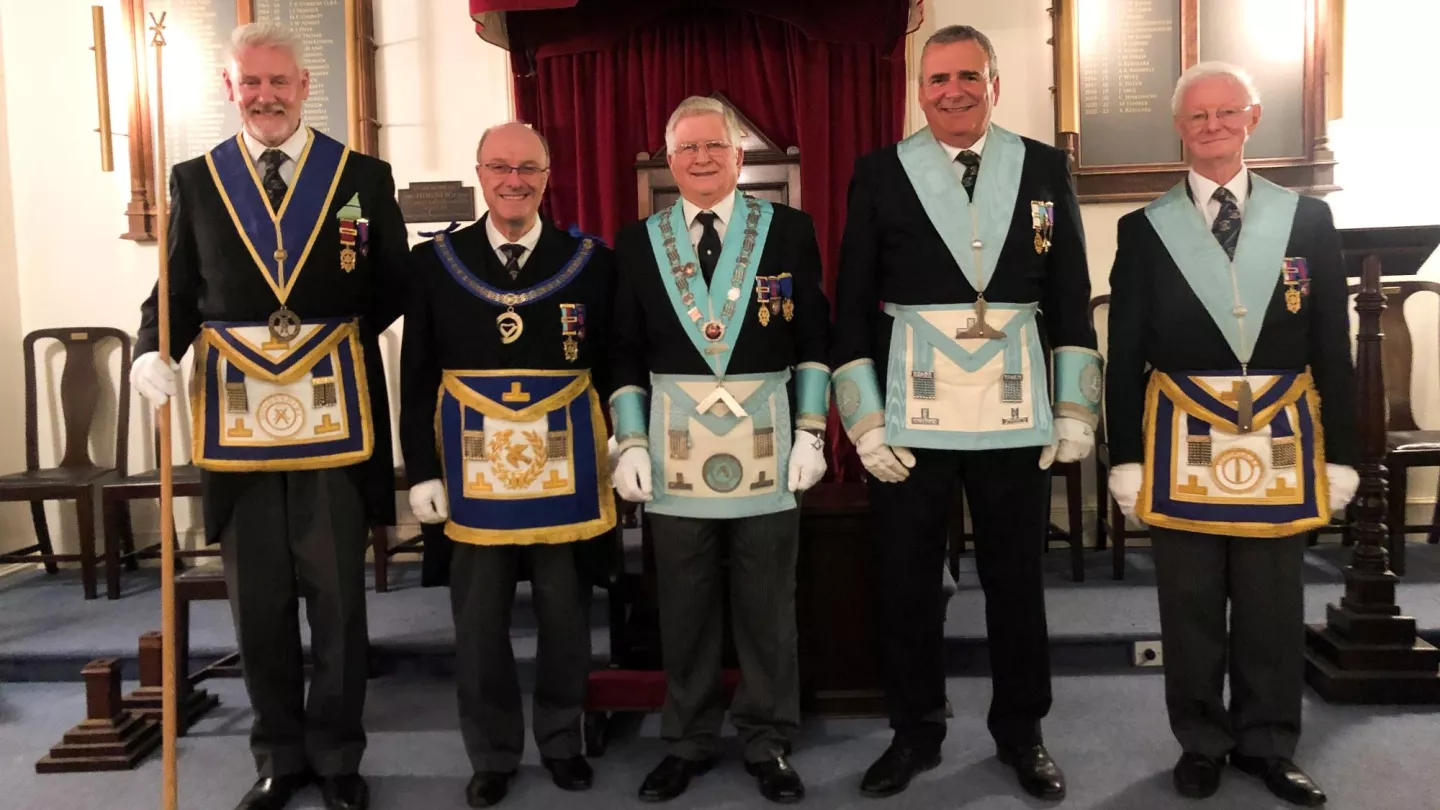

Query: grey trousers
[219,469,370,778]
[1151,527,1307,759]
[649,509,801,763]
[450,541,590,772]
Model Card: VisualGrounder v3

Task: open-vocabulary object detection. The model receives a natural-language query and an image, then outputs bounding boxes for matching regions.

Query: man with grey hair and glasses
[1106,61,1357,806]
[610,95,832,803]
[832,24,1099,801]
[129,21,408,810]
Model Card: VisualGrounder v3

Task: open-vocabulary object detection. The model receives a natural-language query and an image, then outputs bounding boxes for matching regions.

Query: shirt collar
[938,129,988,162]
[485,214,543,255]
[242,124,309,166]
[681,191,738,230]
[1188,165,1250,211]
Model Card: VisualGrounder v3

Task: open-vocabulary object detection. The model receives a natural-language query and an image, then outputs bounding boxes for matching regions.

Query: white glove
[1327,464,1359,515]
[1039,416,1095,470]
[1109,463,1143,520]
[856,427,915,484]
[614,446,653,503]
[606,435,621,476]
[787,430,827,492]
[408,478,449,524]
[131,351,179,408]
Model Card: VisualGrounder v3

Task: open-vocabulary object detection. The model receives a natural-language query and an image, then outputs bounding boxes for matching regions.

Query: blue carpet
[4,673,1438,809]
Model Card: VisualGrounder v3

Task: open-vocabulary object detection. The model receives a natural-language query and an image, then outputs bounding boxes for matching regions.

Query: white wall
[0,8,29,551]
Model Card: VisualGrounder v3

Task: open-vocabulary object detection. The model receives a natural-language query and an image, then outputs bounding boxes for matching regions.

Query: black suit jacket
[1104,189,1357,467]
[137,137,409,535]
[831,134,1095,385]
[399,215,616,485]
[611,200,830,395]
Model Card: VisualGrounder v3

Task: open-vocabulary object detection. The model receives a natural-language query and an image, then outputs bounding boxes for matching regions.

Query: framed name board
[1050,0,1338,203]
[119,0,379,241]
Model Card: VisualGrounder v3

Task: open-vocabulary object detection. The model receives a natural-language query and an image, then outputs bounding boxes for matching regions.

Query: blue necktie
[1212,187,1242,260]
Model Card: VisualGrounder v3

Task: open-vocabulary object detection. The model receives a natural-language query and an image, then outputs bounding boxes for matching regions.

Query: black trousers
[218,469,370,778]
[450,541,591,772]
[1151,527,1306,759]
[869,446,1052,751]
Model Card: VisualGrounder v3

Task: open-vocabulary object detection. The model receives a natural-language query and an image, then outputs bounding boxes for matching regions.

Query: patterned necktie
[1212,187,1243,260]
[956,150,981,200]
[499,243,525,280]
[258,149,288,211]
[695,211,722,285]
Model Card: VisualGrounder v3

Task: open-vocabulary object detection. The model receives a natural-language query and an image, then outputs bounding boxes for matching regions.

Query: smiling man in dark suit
[130,21,407,810]
[831,24,1101,802]
[1106,62,1358,807]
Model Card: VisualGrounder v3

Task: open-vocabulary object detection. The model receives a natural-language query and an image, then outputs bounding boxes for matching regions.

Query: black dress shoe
[1230,754,1327,807]
[318,774,369,810]
[859,743,942,798]
[233,773,311,810]
[745,755,806,803]
[465,771,516,808]
[542,756,594,791]
[1173,752,1225,799]
[638,755,716,802]
[997,744,1066,800]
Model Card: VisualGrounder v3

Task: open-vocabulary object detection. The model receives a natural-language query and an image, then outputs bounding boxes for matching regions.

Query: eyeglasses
[1179,106,1253,129]
[480,162,549,178]
[672,141,734,159]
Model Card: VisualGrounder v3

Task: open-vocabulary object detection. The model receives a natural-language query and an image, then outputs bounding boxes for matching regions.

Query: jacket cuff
[833,358,885,444]
[794,362,831,434]
[609,385,649,452]
[1053,346,1102,429]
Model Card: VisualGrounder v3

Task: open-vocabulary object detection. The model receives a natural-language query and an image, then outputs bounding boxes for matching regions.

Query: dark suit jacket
[399,215,616,485]
[611,200,830,397]
[831,134,1095,384]
[137,136,409,537]
[1104,187,1357,467]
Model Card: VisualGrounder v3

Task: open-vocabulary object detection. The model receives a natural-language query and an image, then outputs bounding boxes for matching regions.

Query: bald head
[475,122,551,241]
[477,122,550,166]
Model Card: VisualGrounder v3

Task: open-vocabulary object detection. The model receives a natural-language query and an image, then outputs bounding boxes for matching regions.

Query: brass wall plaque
[399,181,477,224]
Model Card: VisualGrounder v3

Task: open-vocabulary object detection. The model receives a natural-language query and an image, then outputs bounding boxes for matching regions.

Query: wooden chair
[0,328,131,599]
[1087,294,1151,580]
[1349,280,1440,575]
[371,467,427,593]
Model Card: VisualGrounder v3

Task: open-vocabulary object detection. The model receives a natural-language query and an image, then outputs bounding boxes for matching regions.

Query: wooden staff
[148,13,178,810]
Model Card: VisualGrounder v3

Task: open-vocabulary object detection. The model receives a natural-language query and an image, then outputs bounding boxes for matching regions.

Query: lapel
[205,128,351,303]
[1144,172,1298,364]
[896,124,1025,292]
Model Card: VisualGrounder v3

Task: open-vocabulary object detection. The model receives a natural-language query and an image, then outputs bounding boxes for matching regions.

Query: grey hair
[1171,61,1261,114]
[229,22,302,68]
[922,25,999,80]
[664,96,745,155]
[477,121,552,165]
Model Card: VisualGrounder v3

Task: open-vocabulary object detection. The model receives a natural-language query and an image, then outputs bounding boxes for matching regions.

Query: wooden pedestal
[36,659,159,773]
[123,630,219,733]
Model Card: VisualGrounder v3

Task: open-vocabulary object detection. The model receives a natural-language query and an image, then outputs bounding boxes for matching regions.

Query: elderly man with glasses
[1106,62,1357,806]
[609,95,831,804]
[400,121,618,808]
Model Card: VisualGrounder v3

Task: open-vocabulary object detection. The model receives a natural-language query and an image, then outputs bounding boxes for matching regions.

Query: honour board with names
[1053,0,1337,203]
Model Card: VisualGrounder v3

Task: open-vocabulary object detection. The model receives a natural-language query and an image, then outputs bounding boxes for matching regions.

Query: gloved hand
[1039,416,1095,469]
[1327,464,1359,515]
[614,446,653,503]
[606,435,621,476]
[408,478,449,524]
[131,351,179,408]
[787,430,827,492]
[856,427,915,484]
[1109,463,1143,520]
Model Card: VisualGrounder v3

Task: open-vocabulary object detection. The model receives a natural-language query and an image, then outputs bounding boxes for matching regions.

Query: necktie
[499,243,525,280]
[695,211,722,285]
[1211,187,1242,260]
[258,149,288,211]
[956,150,981,200]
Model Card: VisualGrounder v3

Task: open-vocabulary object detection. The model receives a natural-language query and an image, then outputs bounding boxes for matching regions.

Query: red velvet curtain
[513,9,906,477]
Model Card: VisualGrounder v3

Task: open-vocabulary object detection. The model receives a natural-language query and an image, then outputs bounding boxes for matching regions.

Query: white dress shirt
[938,130,988,186]
[681,192,737,250]
[242,124,308,185]
[1188,166,1250,228]
[485,215,542,270]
